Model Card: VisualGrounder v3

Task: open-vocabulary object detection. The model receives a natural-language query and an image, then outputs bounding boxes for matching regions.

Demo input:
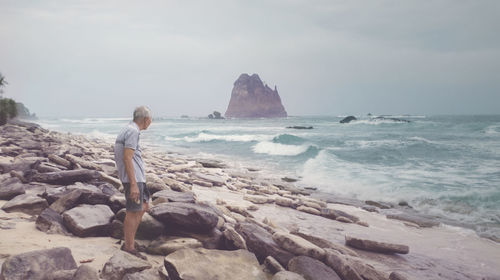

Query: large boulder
[235,222,295,267]
[288,256,341,280]
[0,177,25,200]
[225,73,287,118]
[1,193,48,215]
[146,237,203,256]
[136,213,165,240]
[101,251,152,280]
[123,268,164,280]
[273,271,306,280]
[31,169,100,185]
[149,202,219,233]
[164,248,268,280]
[272,232,325,261]
[345,236,409,254]
[62,204,114,237]
[0,247,77,280]
[35,207,70,235]
[151,189,196,204]
[73,264,99,280]
[340,116,357,123]
[145,173,170,194]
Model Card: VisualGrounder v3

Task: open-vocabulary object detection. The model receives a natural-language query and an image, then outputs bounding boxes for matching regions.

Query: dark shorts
[123,182,150,212]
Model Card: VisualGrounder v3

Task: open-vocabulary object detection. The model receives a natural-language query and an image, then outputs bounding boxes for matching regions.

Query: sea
[35,115,500,240]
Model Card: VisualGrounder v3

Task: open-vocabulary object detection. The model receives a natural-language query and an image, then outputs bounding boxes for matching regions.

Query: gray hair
[133,106,152,121]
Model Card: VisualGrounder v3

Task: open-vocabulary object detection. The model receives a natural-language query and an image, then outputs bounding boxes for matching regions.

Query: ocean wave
[344,119,409,125]
[485,125,500,135]
[180,133,272,143]
[84,130,117,141]
[252,141,315,156]
[272,134,306,145]
[59,118,129,124]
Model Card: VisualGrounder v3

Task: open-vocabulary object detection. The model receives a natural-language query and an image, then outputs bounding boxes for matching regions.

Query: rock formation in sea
[225,73,287,118]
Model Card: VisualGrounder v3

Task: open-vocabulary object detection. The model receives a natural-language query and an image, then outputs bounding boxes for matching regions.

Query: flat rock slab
[123,268,164,280]
[273,231,325,260]
[151,189,196,204]
[320,208,360,222]
[273,271,306,280]
[101,250,152,280]
[235,222,295,267]
[324,248,387,280]
[345,236,409,254]
[31,169,100,185]
[62,204,114,237]
[0,247,77,280]
[164,248,267,280]
[149,202,219,232]
[193,172,226,186]
[244,194,274,204]
[197,159,227,168]
[288,255,341,280]
[386,213,440,228]
[147,237,203,255]
[1,193,48,215]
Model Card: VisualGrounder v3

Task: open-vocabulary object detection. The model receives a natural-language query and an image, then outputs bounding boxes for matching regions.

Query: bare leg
[123,202,149,251]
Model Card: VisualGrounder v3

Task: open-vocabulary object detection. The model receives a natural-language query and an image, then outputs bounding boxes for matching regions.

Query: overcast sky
[1,0,499,118]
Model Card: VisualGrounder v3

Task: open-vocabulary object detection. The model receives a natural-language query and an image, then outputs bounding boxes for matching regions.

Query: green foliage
[0,98,18,125]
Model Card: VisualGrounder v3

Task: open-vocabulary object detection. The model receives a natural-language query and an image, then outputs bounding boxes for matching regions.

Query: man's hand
[130,183,140,203]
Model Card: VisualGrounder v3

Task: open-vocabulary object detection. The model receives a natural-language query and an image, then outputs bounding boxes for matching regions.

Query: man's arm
[123,148,139,201]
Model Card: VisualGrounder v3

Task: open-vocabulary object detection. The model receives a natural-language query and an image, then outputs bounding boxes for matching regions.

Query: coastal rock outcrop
[345,236,409,254]
[149,202,219,232]
[288,255,341,280]
[225,73,287,118]
[101,251,152,280]
[62,204,114,237]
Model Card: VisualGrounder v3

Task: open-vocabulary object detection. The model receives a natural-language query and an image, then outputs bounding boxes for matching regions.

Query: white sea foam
[485,125,500,135]
[83,130,116,141]
[252,141,311,156]
[182,133,272,143]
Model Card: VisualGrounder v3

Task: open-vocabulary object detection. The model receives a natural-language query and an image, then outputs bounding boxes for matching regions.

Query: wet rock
[101,250,152,280]
[123,268,164,280]
[273,271,306,280]
[73,264,99,280]
[0,177,25,200]
[320,208,360,223]
[264,256,285,274]
[288,255,341,280]
[197,159,227,169]
[151,189,196,204]
[235,222,295,267]
[136,213,164,240]
[36,207,70,235]
[149,202,219,233]
[223,226,247,250]
[62,204,114,237]
[164,248,267,280]
[290,230,359,257]
[0,247,77,280]
[362,205,379,213]
[146,237,203,255]
[340,116,357,123]
[365,200,392,209]
[386,213,439,228]
[345,236,409,254]
[1,193,48,215]
[272,231,325,260]
[31,169,100,185]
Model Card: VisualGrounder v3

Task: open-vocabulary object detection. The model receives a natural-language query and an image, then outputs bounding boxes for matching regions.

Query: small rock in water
[345,236,409,254]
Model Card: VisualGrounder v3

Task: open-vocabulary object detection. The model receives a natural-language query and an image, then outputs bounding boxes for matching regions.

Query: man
[114,106,152,260]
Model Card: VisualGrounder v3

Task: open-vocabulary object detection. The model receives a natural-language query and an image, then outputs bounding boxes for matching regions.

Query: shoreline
[1,119,499,279]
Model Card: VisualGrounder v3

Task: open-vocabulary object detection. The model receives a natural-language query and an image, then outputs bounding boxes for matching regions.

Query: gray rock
[273,271,306,280]
[244,194,274,204]
[65,154,103,171]
[324,249,387,280]
[123,268,164,280]
[145,173,170,194]
[50,189,88,214]
[297,205,321,215]
[147,237,203,255]
[164,248,267,280]
[223,226,247,250]
[345,236,409,254]
[1,193,48,215]
[320,208,360,223]
[36,162,64,173]
[386,213,440,228]
[291,230,359,257]
[31,169,100,185]
[389,272,410,280]
[48,154,72,169]
[62,204,114,237]
[365,200,392,209]
[44,269,76,280]
[36,208,70,235]
[0,177,25,200]
[193,172,226,186]
[197,159,227,169]
[272,231,325,260]
[275,197,299,208]
[109,219,124,239]
[73,264,99,280]
[340,116,357,123]
[136,213,164,240]
[151,189,196,204]
[264,256,285,274]
[288,255,341,280]
[0,247,77,280]
[235,222,295,267]
[149,202,219,233]
[101,250,152,280]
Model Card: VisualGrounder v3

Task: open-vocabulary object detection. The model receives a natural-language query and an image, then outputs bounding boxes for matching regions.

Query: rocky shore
[0,120,499,280]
